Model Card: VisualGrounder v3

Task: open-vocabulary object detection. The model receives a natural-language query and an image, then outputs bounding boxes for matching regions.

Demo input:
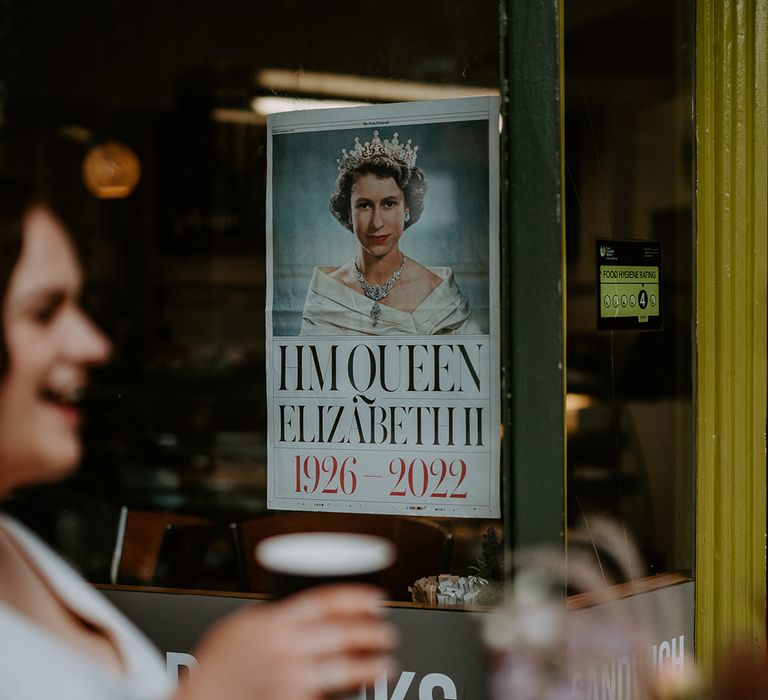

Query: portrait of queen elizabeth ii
[299,130,480,336]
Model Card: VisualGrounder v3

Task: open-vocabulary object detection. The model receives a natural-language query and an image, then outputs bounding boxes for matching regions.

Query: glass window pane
[564,0,694,588]
[1,0,503,608]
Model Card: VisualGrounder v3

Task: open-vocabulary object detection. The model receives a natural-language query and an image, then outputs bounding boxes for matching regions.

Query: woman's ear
[404,210,411,223]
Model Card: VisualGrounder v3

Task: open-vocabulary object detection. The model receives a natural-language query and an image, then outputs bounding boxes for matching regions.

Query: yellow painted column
[696,0,768,672]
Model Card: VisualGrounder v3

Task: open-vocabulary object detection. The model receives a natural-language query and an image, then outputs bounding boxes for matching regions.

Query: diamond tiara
[337,130,419,172]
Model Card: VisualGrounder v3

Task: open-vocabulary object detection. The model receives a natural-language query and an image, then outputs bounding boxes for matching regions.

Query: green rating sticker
[599,265,660,322]
[597,240,663,331]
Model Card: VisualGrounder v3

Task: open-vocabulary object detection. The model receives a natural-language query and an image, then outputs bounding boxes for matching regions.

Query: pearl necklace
[353,254,405,327]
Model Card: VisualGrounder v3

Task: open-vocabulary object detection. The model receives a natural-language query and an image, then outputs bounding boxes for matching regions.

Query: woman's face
[0,207,110,494]
[350,173,408,259]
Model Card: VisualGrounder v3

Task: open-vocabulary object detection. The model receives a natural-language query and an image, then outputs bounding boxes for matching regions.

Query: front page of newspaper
[266,97,500,517]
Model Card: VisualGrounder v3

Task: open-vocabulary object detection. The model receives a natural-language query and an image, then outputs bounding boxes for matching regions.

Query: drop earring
[404,211,411,223]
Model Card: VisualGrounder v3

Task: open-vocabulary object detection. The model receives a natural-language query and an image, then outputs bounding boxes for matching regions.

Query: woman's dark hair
[329,156,427,232]
[0,180,42,375]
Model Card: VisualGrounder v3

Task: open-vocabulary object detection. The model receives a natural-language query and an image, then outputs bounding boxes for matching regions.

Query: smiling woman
[300,130,478,335]
[0,197,111,494]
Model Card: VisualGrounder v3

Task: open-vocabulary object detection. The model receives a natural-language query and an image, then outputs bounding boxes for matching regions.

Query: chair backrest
[110,507,213,588]
[232,513,453,601]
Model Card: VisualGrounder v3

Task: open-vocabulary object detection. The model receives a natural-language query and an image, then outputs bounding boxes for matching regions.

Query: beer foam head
[256,532,395,576]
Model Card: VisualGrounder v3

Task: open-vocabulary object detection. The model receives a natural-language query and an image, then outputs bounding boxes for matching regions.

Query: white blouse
[0,515,172,700]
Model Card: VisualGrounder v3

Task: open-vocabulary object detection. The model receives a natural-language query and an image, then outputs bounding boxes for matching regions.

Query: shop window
[1,0,505,608]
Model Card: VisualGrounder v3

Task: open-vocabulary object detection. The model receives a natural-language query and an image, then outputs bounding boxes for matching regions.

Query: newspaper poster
[266,97,500,517]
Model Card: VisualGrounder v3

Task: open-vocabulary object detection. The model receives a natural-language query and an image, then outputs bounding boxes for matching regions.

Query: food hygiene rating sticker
[596,239,663,331]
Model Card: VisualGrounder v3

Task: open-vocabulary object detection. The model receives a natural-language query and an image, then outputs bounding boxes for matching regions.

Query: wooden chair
[110,507,214,588]
[231,513,453,601]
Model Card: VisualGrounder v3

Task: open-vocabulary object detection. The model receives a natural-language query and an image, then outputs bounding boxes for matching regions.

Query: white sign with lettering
[166,656,458,700]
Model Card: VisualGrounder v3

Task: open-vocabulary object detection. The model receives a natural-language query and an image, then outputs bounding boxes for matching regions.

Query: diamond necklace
[353,254,405,327]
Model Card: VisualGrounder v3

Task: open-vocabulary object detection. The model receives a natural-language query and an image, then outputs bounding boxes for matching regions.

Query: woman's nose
[64,308,112,366]
[371,206,384,229]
